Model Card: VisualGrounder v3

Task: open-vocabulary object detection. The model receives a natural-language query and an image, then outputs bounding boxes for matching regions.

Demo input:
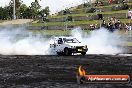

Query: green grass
[49,10,130,19]
[100,10,128,14]
[31,19,131,27]
[30,29,90,36]
[32,22,64,26]
[48,2,132,19]
[30,2,132,40]
[32,20,100,26]
[120,19,132,23]
[31,30,70,35]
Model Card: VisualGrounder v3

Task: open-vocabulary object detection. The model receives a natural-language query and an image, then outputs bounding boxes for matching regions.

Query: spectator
[95,1,103,7]
[98,1,103,6]
[90,24,97,30]
[122,0,127,4]
[97,14,103,20]
[131,13,132,20]
[110,17,117,24]
[108,20,115,32]
[125,23,131,32]
[128,9,132,19]
[101,20,107,28]
[115,20,121,29]
[95,2,98,6]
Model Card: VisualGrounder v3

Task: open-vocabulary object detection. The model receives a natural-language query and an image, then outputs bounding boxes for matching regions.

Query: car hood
[65,43,84,46]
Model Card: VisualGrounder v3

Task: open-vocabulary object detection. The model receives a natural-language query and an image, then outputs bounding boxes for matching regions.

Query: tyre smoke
[0,26,122,55]
[0,26,51,55]
[71,27,123,54]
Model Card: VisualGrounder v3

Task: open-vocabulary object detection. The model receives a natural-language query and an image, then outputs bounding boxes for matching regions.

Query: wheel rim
[82,52,86,55]
[65,48,69,55]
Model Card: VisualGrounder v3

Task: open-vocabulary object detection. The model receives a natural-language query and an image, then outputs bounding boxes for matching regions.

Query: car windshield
[63,38,80,43]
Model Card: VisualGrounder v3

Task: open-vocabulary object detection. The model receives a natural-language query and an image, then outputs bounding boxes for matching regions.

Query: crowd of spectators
[89,16,132,32]
[95,1,103,6]
[101,17,122,32]
[88,0,131,32]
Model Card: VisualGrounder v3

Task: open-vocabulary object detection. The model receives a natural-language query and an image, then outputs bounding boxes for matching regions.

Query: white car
[50,37,88,55]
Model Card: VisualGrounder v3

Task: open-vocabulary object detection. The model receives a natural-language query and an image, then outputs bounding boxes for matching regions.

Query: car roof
[54,36,76,39]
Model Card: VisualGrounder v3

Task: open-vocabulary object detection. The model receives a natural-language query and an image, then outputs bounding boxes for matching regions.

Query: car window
[63,38,80,43]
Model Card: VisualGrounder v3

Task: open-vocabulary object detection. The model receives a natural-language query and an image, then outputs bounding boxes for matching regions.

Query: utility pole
[13,0,16,19]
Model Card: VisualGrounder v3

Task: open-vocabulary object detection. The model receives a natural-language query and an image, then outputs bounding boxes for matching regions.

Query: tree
[23,7,32,19]
[19,4,28,18]
[0,6,12,20]
[39,6,50,17]
[30,0,41,19]
[0,7,4,19]
[9,0,22,19]
[39,6,50,22]
[44,6,50,16]
[0,0,50,20]
[15,0,22,17]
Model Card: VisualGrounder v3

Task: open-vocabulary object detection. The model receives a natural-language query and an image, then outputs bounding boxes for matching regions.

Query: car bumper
[69,48,88,53]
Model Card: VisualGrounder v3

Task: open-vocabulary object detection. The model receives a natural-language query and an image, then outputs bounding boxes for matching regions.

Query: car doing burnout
[50,37,88,55]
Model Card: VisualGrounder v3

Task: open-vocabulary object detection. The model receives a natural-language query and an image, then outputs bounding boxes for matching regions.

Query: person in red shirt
[108,0,113,4]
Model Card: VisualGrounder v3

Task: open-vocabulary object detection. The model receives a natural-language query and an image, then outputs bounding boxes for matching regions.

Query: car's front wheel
[81,52,86,55]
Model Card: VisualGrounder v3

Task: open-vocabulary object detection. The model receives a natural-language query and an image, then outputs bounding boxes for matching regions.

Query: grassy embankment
[31,29,91,36]
[30,2,132,46]
[31,3,132,46]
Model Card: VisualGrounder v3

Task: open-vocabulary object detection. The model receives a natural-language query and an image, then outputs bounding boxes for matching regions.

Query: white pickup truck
[50,37,88,55]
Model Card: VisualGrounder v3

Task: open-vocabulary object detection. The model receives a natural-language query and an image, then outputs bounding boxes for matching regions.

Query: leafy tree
[0,7,10,20]
[9,0,22,18]
[23,7,32,19]
[39,6,50,17]
[0,7,4,19]
[38,6,50,22]
[30,0,41,19]
[15,0,22,17]
[0,0,50,20]
[19,4,28,18]
[43,6,50,16]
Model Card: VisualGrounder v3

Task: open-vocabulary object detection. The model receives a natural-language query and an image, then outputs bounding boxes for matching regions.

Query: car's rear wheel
[57,52,63,56]
[64,48,72,56]
[81,52,86,55]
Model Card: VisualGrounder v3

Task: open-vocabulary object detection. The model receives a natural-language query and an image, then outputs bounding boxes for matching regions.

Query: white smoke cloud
[0,26,51,55]
[71,27,123,54]
[0,26,123,55]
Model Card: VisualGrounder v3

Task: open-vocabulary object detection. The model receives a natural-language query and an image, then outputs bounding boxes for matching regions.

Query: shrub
[86,8,96,13]
[111,4,129,11]
[66,16,73,21]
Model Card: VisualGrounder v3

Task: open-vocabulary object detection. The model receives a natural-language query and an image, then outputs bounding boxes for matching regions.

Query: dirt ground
[0,52,132,88]
[0,19,33,25]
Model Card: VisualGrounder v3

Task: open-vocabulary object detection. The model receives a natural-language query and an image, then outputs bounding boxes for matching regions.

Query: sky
[0,0,87,14]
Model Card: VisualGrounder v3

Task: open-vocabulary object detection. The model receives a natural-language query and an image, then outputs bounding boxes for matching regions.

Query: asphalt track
[0,54,132,88]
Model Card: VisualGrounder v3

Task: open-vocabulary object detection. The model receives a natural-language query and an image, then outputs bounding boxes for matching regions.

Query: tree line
[0,0,50,20]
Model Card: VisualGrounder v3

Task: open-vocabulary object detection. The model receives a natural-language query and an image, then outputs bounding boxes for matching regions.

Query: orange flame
[78,66,86,76]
